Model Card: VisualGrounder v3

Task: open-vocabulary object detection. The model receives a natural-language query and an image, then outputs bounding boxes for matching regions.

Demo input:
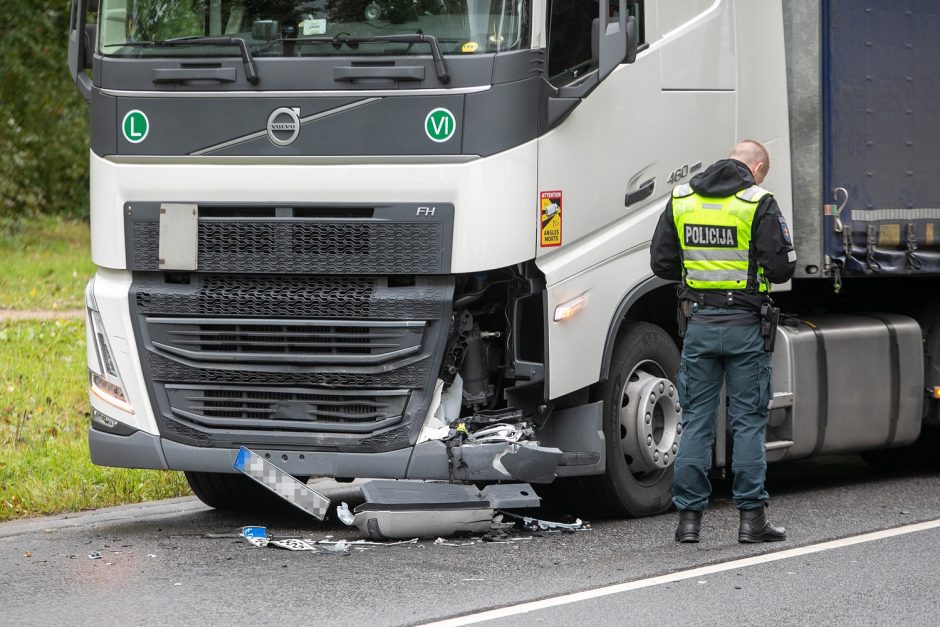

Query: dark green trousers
[673,311,773,511]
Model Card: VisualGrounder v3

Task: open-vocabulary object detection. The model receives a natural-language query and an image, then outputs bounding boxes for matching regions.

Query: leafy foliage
[0,1,90,218]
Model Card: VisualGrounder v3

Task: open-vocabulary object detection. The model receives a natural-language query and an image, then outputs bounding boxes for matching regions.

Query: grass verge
[0,216,96,311]
[0,318,190,522]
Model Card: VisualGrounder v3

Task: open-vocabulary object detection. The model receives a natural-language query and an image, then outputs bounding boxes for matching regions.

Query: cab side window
[546,0,645,88]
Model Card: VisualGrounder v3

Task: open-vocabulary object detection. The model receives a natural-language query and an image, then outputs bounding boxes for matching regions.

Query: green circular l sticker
[425,108,456,143]
[122,110,150,144]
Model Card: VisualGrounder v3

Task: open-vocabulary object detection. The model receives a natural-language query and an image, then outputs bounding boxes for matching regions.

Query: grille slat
[167,330,404,340]
[135,274,447,320]
[167,385,409,434]
[168,340,402,349]
[147,318,426,365]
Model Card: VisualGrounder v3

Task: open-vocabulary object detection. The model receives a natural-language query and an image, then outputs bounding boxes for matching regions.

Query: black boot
[675,510,703,543]
[738,507,787,543]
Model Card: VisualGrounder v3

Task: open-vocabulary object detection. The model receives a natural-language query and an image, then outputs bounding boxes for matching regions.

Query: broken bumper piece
[346,480,541,540]
[408,441,563,483]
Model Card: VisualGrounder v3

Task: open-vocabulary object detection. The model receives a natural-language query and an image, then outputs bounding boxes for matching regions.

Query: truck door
[536,0,736,256]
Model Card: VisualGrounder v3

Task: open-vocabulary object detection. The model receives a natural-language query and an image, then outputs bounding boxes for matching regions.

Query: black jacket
[650,159,796,293]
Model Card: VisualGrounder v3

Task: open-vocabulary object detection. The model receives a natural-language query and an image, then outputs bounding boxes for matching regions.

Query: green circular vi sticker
[425,108,456,143]
[122,110,150,144]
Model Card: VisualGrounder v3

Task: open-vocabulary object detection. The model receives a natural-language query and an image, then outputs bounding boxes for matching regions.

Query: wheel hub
[620,367,682,473]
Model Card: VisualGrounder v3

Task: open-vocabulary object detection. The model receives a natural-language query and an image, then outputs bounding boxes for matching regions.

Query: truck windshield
[98,0,530,56]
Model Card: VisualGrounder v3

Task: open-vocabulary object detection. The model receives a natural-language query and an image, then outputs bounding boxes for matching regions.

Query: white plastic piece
[336,502,355,526]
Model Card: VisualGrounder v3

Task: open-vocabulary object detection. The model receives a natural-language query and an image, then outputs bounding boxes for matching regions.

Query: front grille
[166,385,409,434]
[146,318,426,365]
[131,273,455,452]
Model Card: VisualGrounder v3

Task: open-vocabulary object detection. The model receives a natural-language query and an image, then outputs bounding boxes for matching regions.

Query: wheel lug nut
[675,403,681,412]
[663,454,669,464]
[672,443,678,454]
[649,393,656,403]
[646,435,653,446]
[645,413,651,424]
[653,451,660,461]
[677,424,683,434]
[669,386,675,396]
[658,382,665,394]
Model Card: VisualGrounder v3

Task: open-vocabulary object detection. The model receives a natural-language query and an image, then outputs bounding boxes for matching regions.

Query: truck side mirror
[624,16,638,64]
[598,2,635,81]
[68,0,93,102]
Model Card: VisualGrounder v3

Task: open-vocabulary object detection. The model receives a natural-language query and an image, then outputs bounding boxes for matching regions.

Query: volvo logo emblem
[267,107,301,146]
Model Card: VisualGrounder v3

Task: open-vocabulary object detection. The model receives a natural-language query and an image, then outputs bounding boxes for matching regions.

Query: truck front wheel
[591,322,681,517]
[185,471,306,512]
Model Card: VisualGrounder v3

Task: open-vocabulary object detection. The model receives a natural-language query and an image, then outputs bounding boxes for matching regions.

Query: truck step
[765,440,794,451]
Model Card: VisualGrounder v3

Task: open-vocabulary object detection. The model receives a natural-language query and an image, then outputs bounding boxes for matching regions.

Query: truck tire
[184,471,302,511]
[587,322,682,517]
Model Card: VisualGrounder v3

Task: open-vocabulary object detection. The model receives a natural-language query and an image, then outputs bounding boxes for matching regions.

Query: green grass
[0,216,96,310]
[0,318,191,522]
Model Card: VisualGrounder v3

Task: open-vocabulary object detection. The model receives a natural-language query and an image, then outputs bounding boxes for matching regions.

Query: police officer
[650,140,796,543]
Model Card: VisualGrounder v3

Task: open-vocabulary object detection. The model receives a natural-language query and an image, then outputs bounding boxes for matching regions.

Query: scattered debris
[317,538,419,547]
[499,511,588,532]
[147,554,157,558]
[23,551,31,558]
[88,551,102,560]
[321,541,351,556]
[434,538,476,547]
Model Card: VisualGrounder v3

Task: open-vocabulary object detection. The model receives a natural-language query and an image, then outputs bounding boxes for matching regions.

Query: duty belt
[680,288,767,312]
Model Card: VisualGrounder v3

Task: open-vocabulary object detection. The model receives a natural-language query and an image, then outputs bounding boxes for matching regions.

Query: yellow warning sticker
[461,41,479,53]
[540,191,563,247]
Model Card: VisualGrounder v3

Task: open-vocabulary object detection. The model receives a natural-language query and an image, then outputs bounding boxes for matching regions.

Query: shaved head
[729,139,770,183]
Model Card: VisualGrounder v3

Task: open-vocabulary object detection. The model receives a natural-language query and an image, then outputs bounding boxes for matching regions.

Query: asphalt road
[2,456,938,626]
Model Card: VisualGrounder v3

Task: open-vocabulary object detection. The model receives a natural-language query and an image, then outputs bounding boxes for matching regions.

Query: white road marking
[422,518,940,626]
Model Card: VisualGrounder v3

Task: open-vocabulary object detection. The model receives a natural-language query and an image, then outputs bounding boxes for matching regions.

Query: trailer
[68,0,940,516]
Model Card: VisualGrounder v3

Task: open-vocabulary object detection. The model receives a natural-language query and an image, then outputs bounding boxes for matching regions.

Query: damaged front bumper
[89,425,567,483]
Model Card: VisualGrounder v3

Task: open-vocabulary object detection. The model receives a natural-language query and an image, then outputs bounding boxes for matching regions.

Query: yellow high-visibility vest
[671,183,771,292]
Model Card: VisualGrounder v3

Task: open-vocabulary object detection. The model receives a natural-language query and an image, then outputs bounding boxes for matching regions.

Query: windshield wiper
[283,33,450,84]
[120,36,259,84]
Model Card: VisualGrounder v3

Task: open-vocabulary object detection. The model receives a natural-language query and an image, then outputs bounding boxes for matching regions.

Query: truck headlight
[86,277,134,415]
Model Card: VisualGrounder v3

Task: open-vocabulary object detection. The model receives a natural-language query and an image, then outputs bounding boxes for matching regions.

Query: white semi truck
[69,0,940,516]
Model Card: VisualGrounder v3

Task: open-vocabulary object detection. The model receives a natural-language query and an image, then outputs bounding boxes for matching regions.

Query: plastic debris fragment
[242,526,269,548]
[88,551,102,560]
[433,537,476,547]
[336,502,355,526]
[270,539,318,552]
[499,510,586,531]
[321,540,350,555]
